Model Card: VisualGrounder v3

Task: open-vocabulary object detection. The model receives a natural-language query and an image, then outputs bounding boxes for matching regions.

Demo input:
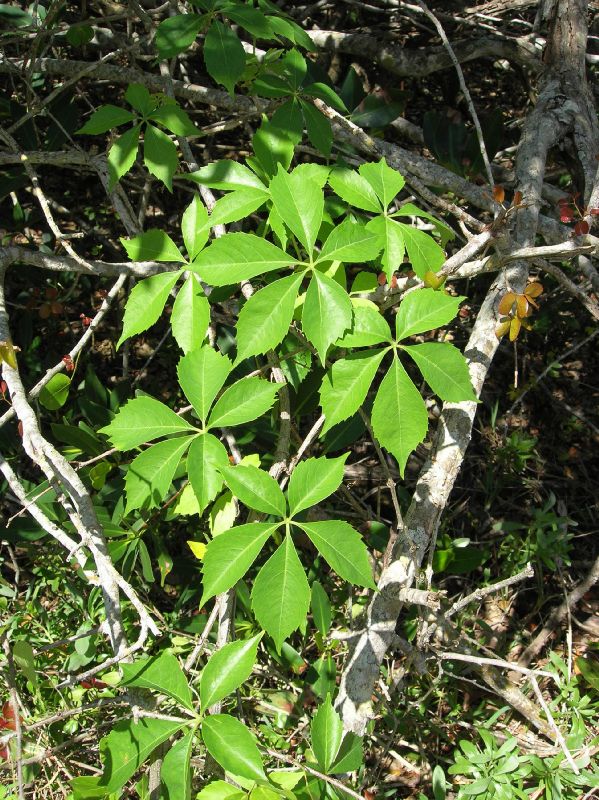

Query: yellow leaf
[187,540,207,560]
[0,340,17,369]
[423,270,446,290]
[495,319,511,339]
[509,316,522,341]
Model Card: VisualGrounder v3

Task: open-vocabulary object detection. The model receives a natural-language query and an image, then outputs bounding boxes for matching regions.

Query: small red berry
[377,272,387,286]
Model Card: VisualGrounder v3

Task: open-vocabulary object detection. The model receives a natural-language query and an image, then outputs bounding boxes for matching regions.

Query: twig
[439,651,553,679]
[507,328,599,416]
[266,750,366,800]
[2,635,25,800]
[518,553,599,667]
[279,415,325,490]
[446,563,534,618]
[529,676,579,773]
[56,626,149,688]
[537,257,599,322]
[413,0,495,187]
[184,603,221,672]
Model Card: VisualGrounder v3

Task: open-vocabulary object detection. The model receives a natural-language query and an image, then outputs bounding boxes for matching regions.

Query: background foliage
[0,1,598,799]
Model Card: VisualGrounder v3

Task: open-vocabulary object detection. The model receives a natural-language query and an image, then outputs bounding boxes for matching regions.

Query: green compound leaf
[252,118,295,178]
[366,215,405,283]
[269,165,323,256]
[371,356,428,476]
[302,270,352,364]
[177,346,231,425]
[69,775,105,797]
[195,781,244,800]
[171,275,210,354]
[317,218,382,265]
[77,105,135,135]
[392,202,455,246]
[121,650,193,710]
[98,718,184,793]
[155,13,204,60]
[149,103,200,138]
[235,273,303,363]
[121,229,184,262]
[200,634,262,710]
[107,123,141,188]
[268,14,314,49]
[208,188,269,228]
[207,377,282,429]
[398,222,445,279]
[287,454,348,517]
[403,342,477,402]
[359,157,405,209]
[226,5,273,38]
[161,730,194,800]
[99,396,196,450]
[297,520,375,588]
[201,714,265,782]
[395,288,461,341]
[192,233,294,285]
[319,349,386,435]
[328,165,382,213]
[143,123,178,191]
[201,523,276,606]
[330,732,363,774]
[124,83,155,115]
[186,160,265,191]
[117,270,182,349]
[311,696,343,774]
[311,581,332,637]
[300,99,333,157]
[124,436,191,513]
[252,533,311,652]
[181,195,209,261]
[187,432,229,514]
[204,20,246,96]
[303,82,348,113]
[270,97,304,145]
[221,464,286,517]
[337,303,392,348]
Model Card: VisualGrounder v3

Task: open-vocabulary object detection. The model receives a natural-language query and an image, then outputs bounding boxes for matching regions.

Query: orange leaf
[524,282,543,298]
[515,295,529,318]
[493,185,505,203]
[498,292,516,316]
